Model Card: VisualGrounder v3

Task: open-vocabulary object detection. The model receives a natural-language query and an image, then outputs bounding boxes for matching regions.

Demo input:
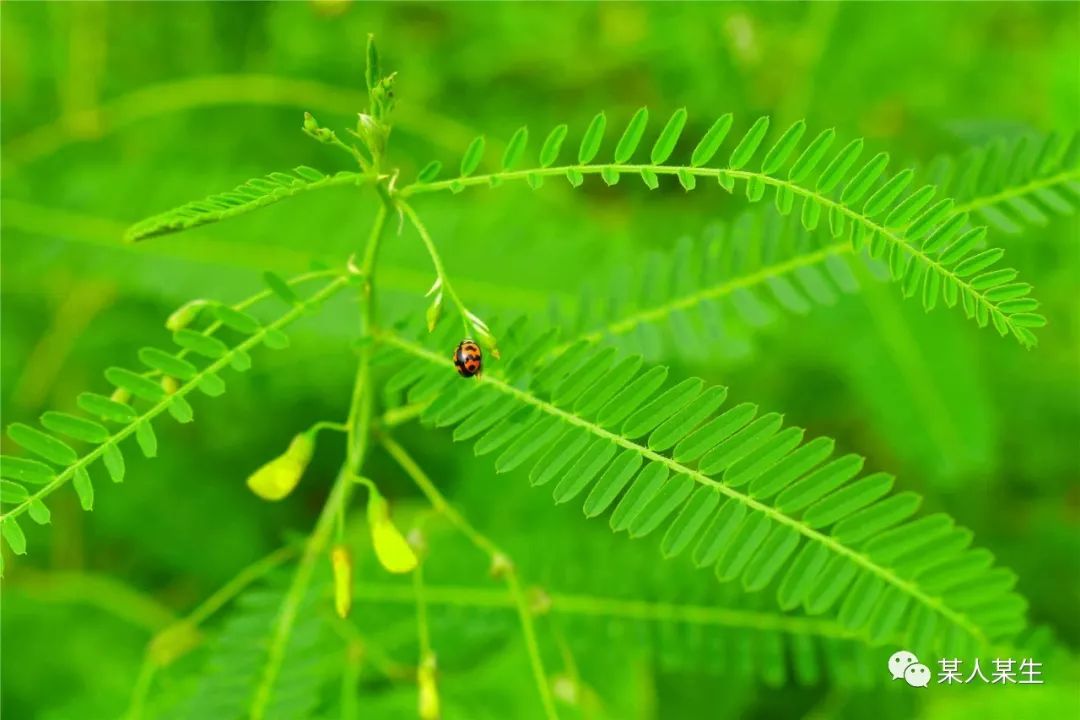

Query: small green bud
[426,292,443,333]
[331,544,353,618]
[365,34,381,93]
[303,111,319,132]
[149,622,201,666]
[166,299,209,332]
[417,652,440,720]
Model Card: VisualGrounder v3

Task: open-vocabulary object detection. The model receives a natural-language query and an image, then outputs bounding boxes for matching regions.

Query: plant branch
[400,161,1028,343]
[249,190,391,720]
[379,332,992,648]
[0,274,350,527]
[397,199,472,335]
[352,583,860,639]
[378,431,559,720]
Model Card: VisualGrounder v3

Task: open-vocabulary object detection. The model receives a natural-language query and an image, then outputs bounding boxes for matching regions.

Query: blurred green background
[1,2,1078,719]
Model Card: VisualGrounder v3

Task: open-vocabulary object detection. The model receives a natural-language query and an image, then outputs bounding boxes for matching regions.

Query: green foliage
[379,323,1026,656]
[405,110,1049,347]
[2,4,1077,720]
[928,132,1080,234]
[0,272,347,562]
[125,168,367,242]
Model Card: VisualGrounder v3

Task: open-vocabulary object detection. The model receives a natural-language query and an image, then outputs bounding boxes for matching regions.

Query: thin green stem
[0,275,350,527]
[400,161,1027,342]
[352,582,856,639]
[951,168,1080,215]
[378,431,559,720]
[123,543,299,719]
[249,185,392,720]
[397,199,471,335]
[413,557,433,658]
[379,332,990,648]
[548,240,851,359]
[141,269,340,382]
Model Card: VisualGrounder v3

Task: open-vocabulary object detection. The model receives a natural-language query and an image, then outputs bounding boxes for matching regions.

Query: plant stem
[397,199,471,335]
[123,543,299,719]
[249,191,391,720]
[378,431,559,720]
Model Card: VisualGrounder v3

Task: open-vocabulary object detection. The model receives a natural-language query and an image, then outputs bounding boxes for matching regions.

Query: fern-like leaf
[0,272,348,562]
[402,110,1053,347]
[929,132,1080,234]
[125,167,367,242]
[377,323,1028,657]
[156,572,337,720]
[551,209,859,361]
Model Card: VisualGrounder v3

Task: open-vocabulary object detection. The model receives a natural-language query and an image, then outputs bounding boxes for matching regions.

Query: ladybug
[453,339,483,378]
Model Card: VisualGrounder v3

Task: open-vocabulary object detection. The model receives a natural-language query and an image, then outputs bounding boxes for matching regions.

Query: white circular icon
[904,663,931,688]
[888,649,919,680]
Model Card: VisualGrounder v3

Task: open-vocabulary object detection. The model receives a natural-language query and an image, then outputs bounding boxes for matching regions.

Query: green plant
[1,34,1074,719]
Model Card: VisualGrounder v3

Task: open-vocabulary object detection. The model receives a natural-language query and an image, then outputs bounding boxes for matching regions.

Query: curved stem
[397,199,472,335]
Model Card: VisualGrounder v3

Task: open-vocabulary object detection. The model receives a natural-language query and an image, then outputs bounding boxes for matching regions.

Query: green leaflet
[578,112,607,164]
[660,486,720,558]
[816,138,864,193]
[502,125,529,170]
[614,107,649,164]
[540,124,568,168]
[0,456,56,485]
[40,412,110,444]
[761,120,806,174]
[73,467,94,511]
[729,116,770,170]
[459,136,486,176]
[174,329,229,359]
[788,128,835,182]
[138,347,198,381]
[651,108,687,164]
[583,450,642,517]
[691,113,733,167]
[840,152,890,204]
[77,392,137,423]
[416,160,442,183]
[7,423,77,466]
[531,431,592,488]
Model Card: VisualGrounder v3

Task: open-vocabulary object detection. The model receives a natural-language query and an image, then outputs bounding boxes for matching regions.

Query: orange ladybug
[453,339,482,378]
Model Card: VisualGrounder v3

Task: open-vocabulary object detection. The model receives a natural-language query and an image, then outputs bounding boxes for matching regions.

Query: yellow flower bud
[166,299,209,332]
[149,622,201,666]
[418,653,440,720]
[247,432,314,501]
[161,376,179,394]
[110,387,132,405]
[331,544,352,619]
[366,490,418,574]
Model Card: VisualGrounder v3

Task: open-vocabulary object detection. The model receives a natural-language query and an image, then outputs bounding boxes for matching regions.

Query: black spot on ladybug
[453,339,483,378]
